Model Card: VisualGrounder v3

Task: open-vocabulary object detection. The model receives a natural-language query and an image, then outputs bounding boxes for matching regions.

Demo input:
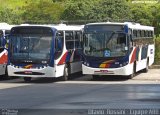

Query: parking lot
[0,69,160,89]
[0,69,160,115]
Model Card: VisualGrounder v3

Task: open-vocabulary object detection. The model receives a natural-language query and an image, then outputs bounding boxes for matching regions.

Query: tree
[61,0,98,22]
[61,0,132,23]
[22,0,64,24]
[129,3,153,25]
[91,0,132,22]
[0,8,22,24]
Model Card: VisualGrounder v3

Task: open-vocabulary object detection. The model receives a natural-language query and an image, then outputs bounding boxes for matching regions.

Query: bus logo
[104,50,110,57]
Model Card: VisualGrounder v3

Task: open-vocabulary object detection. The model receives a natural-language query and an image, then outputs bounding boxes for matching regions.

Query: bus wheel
[129,62,136,79]
[24,77,31,82]
[61,66,69,81]
[143,59,149,73]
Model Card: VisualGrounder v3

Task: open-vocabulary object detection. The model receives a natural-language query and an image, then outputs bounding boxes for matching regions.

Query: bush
[155,36,160,64]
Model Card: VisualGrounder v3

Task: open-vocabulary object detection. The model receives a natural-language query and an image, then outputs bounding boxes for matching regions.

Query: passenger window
[133,30,137,38]
[75,31,82,49]
[0,37,2,47]
[65,31,74,50]
[141,30,145,37]
[146,31,149,37]
[55,31,64,59]
[151,31,153,37]
[137,30,140,38]
[0,30,3,47]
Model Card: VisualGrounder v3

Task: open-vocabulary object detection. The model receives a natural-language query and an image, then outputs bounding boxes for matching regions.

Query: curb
[149,65,160,69]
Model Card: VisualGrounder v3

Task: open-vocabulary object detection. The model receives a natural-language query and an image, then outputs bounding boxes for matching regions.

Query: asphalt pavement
[0,69,160,115]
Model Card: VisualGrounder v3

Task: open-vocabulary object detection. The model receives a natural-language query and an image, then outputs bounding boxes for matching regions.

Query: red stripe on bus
[58,52,68,65]
[130,48,136,64]
[0,53,8,64]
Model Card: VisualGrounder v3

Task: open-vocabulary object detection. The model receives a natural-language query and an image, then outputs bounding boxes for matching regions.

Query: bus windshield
[10,34,52,63]
[84,32,128,57]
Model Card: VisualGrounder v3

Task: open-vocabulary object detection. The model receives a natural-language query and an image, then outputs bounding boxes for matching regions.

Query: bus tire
[129,62,136,79]
[24,77,31,82]
[61,65,69,81]
[143,58,149,73]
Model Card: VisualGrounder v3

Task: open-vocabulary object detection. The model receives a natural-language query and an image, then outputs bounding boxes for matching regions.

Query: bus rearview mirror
[125,46,128,51]
[84,47,90,51]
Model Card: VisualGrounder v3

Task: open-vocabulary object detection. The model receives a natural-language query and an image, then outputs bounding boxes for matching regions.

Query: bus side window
[147,31,149,37]
[0,36,5,53]
[149,31,152,37]
[74,31,82,61]
[55,31,64,59]
[65,31,74,50]
[137,30,140,38]
[0,37,2,47]
[141,30,144,38]
[151,31,153,37]
[0,30,3,47]
[75,31,82,49]
[129,35,133,47]
[4,35,9,49]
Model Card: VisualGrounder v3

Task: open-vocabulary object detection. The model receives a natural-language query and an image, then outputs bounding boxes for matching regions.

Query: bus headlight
[83,62,89,66]
[122,61,129,66]
[86,63,90,66]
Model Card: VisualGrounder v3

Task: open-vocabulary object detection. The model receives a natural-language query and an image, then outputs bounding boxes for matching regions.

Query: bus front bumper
[7,65,57,78]
[82,64,133,76]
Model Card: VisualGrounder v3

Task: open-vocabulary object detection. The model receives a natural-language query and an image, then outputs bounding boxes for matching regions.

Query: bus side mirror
[84,46,90,51]
[57,38,62,50]
[125,46,128,51]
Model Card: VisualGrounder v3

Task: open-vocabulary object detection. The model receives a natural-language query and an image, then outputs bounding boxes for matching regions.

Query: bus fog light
[115,62,119,64]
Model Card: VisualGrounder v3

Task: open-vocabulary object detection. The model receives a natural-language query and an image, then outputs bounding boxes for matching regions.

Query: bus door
[0,32,7,75]
[65,31,82,73]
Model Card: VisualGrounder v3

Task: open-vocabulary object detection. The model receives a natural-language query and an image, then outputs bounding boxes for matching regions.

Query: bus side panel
[69,50,82,74]
[148,44,154,66]
[55,64,65,77]
[136,59,147,72]
[133,44,154,72]
[0,65,6,75]
[135,46,147,72]
[70,61,82,74]
[0,49,8,75]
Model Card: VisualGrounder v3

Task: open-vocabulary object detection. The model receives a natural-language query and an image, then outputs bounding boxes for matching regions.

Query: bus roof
[0,23,15,30]
[85,22,154,31]
[13,24,84,31]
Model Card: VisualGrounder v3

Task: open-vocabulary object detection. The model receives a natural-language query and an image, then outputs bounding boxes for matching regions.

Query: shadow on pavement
[0,71,142,83]
[91,75,129,81]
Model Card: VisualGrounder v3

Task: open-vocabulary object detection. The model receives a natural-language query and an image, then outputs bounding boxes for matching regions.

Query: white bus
[8,24,84,81]
[0,23,13,76]
[82,22,154,79]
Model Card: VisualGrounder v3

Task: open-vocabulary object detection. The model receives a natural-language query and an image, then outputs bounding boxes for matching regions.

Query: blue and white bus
[82,22,154,79]
[0,23,13,76]
[7,24,84,81]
